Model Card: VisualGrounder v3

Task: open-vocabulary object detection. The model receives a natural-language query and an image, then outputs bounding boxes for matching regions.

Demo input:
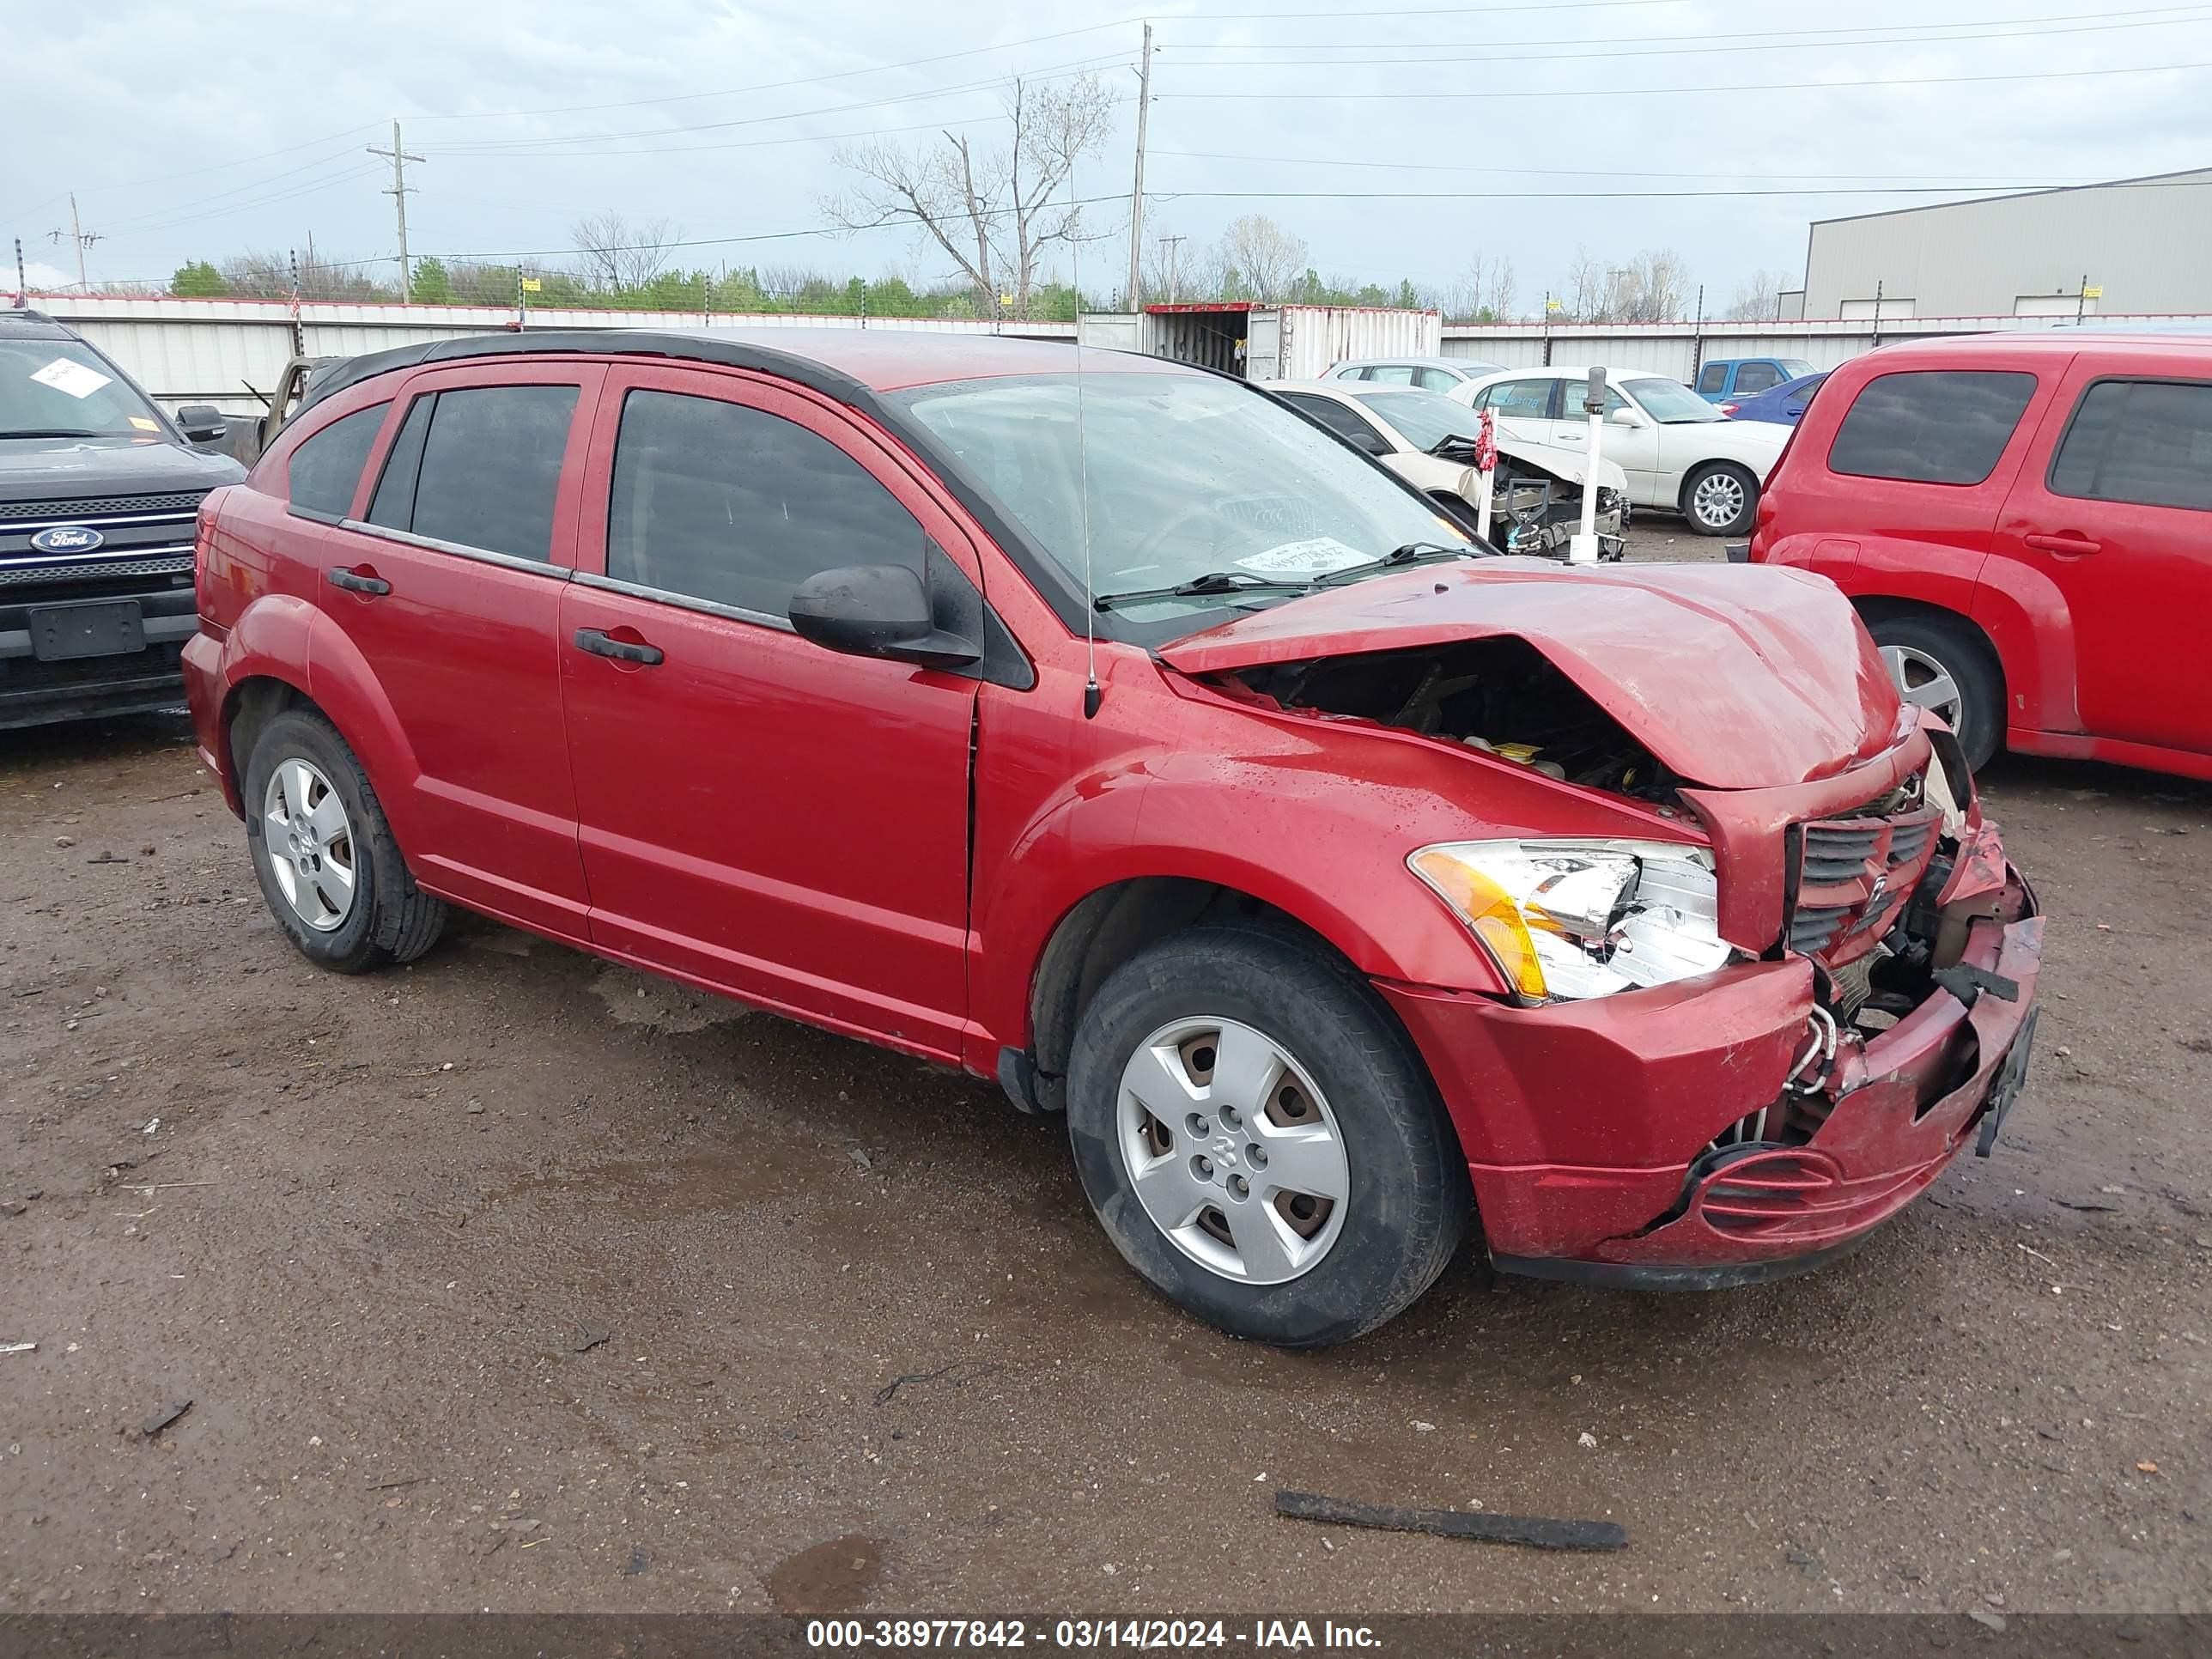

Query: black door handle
[574,627,664,665]
[328,567,391,596]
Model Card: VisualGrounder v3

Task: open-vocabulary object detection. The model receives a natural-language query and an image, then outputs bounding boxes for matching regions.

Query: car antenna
[1070,161,1103,720]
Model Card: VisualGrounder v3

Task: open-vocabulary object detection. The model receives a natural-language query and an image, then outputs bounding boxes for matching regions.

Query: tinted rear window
[1827,370,2038,486]
[2049,378,2212,512]
[407,385,578,562]
[287,404,387,517]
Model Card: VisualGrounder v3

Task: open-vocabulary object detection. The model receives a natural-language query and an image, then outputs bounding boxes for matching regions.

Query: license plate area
[29,600,146,662]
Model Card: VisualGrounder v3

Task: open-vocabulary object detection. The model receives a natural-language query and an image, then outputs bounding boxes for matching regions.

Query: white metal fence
[24,294,1076,409]
[1437,313,2211,380]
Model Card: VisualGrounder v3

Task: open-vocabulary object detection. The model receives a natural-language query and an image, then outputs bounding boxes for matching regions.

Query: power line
[1151,149,2117,185]
[1161,56,2212,100]
[1158,2,2212,58]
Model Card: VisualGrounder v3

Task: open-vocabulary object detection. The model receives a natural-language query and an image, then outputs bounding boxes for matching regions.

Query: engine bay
[1226,635,1680,805]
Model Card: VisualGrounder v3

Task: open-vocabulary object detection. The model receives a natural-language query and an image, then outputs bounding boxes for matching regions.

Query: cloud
[5,0,2210,313]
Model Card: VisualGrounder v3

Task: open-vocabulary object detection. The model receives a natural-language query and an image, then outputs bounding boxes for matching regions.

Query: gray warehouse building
[1800,167,2212,320]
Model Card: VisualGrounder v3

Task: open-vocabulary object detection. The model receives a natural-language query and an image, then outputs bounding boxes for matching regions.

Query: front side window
[1281,392,1390,453]
[891,372,1470,633]
[2050,378,2212,512]
[287,404,388,518]
[1828,370,2039,486]
[0,336,166,440]
[1413,367,1459,392]
[1734,362,1782,395]
[405,385,579,562]
[1364,364,1417,385]
[606,389,925,618]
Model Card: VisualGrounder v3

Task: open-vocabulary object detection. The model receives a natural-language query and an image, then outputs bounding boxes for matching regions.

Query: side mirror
[1606,405,1642,427]
[175,404,227,442]
[788,563,981,670]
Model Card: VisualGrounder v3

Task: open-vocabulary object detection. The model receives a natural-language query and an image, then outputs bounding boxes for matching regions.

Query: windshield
[0,337,167,440]
[1625,377,1724,423]
[1347,388,1481,452]
[892,372,1470,623]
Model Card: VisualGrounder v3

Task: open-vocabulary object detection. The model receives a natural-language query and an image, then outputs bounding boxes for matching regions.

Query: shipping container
[1079,305,1440,380]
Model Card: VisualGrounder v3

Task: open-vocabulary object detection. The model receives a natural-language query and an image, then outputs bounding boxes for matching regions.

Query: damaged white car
[1272,380,1630,561]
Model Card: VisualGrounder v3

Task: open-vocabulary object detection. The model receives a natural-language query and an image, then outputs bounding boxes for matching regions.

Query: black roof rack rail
[2,307,58,324]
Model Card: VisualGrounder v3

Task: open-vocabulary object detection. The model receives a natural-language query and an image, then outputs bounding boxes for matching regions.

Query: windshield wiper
[1093,571,1316,611]
[2,428,111,439]
[1315,542,1480,586]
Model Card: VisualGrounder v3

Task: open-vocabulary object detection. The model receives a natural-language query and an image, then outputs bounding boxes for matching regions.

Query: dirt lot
[3,527,2208,1616]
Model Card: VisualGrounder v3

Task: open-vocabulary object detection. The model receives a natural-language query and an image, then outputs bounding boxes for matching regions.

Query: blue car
[1720,371,1826,425]
[1692,356,1814,403]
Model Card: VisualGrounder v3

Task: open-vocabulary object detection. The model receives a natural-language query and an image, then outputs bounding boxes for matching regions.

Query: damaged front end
[1164,562,2045,1285]
[1432,435,1628,561]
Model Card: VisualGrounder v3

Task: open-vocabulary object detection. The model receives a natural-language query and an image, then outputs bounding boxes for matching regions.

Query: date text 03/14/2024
[804,1620,1382,1650]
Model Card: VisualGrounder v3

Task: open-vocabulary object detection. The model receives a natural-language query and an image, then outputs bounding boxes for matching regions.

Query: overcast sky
[8,0,2212,312]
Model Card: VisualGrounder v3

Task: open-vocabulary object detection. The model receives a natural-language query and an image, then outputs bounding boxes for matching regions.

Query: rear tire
[1680,460,1758,536]
[244,708,447,974]
[1867,614,2004,770]
[1065,926,1472,1347]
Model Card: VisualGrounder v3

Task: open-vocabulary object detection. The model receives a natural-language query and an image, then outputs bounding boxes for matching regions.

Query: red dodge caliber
[183,330,2044,1346]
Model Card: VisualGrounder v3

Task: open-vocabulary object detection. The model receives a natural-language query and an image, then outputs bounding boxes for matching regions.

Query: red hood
[1158,558,1906,790]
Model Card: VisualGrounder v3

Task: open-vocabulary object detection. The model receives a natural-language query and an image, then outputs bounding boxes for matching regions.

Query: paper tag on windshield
[30,357,112,399]
[1236,537,1369,577]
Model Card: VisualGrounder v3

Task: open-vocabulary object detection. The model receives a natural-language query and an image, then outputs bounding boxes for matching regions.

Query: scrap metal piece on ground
[140,1399,193,1437]
[1274,1488,1627,1553]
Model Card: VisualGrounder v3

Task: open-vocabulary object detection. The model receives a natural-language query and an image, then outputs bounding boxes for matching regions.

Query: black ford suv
[2,308,245,729]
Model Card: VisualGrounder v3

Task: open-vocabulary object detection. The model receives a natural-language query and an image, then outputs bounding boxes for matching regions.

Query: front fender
[193,594,319,813]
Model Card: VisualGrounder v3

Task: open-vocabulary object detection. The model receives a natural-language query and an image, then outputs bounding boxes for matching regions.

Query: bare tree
[570,212,678,292]
[1448,253,1518,322]
[1218,215,1307,302]
[824,74,1116,317]
[1723,267,1792,321]
[1603,247,1691,323]
[1563,246,1607,322]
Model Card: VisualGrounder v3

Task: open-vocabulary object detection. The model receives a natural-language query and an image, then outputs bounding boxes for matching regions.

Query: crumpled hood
[1159,557,1908,789]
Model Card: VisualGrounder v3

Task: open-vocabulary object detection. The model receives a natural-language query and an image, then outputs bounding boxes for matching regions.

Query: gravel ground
[3,526,2208,1616]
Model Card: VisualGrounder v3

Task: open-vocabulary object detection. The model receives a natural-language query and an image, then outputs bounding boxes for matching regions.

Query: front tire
[1066,926,1472,1347]
[1867,614,2004,770]
[1681,460,1758,536]
[244,708,447,974]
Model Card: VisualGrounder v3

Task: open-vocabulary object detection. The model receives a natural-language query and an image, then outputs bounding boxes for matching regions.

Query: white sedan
[1449,366,1790,536]
[1271,380,1631,557]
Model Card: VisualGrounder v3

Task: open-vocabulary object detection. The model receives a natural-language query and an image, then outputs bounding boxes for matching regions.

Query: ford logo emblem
[30,525,105,554]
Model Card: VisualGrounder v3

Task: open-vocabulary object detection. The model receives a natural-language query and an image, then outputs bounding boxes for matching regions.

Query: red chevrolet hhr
[184,329,2043,1346]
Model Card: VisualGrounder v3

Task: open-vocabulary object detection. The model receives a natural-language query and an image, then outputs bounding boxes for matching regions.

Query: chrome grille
[0,553,194,588]
[0,490,206,521]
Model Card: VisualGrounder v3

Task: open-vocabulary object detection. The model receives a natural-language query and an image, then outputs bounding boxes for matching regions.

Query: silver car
[1324,356,1507,394]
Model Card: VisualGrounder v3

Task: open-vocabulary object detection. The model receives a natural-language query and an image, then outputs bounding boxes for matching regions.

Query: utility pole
[1158,233,1185,304]
[1125,21,1153,313]
[48,194,101,289]
[367,119,424,301]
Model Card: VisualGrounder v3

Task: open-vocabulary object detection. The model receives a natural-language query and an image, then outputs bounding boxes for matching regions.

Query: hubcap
[261,757,356,932]
[1692,471,1746,529]
[1115,1017,1350,1285]
[1881,644,1965,732]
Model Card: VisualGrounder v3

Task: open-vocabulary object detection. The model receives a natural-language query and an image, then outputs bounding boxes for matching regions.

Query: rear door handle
[573,627,664,665]
[328,566,391,596]
[2024,532,2100,556]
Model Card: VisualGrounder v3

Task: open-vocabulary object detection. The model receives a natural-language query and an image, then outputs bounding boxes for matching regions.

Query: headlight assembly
[1407,839,1735,1002]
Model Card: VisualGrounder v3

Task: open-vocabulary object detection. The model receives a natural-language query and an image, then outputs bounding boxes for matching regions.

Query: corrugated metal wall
[27,295,1077,407]
[1436,312,2211,380]
[1274,307,1440,380]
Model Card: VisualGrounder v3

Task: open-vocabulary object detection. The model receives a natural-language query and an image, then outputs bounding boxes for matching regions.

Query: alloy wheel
[1691,470,1747,530]
[1880,643,1965,731]
[1115,1016,1351,1285]
[262,757,356,932]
